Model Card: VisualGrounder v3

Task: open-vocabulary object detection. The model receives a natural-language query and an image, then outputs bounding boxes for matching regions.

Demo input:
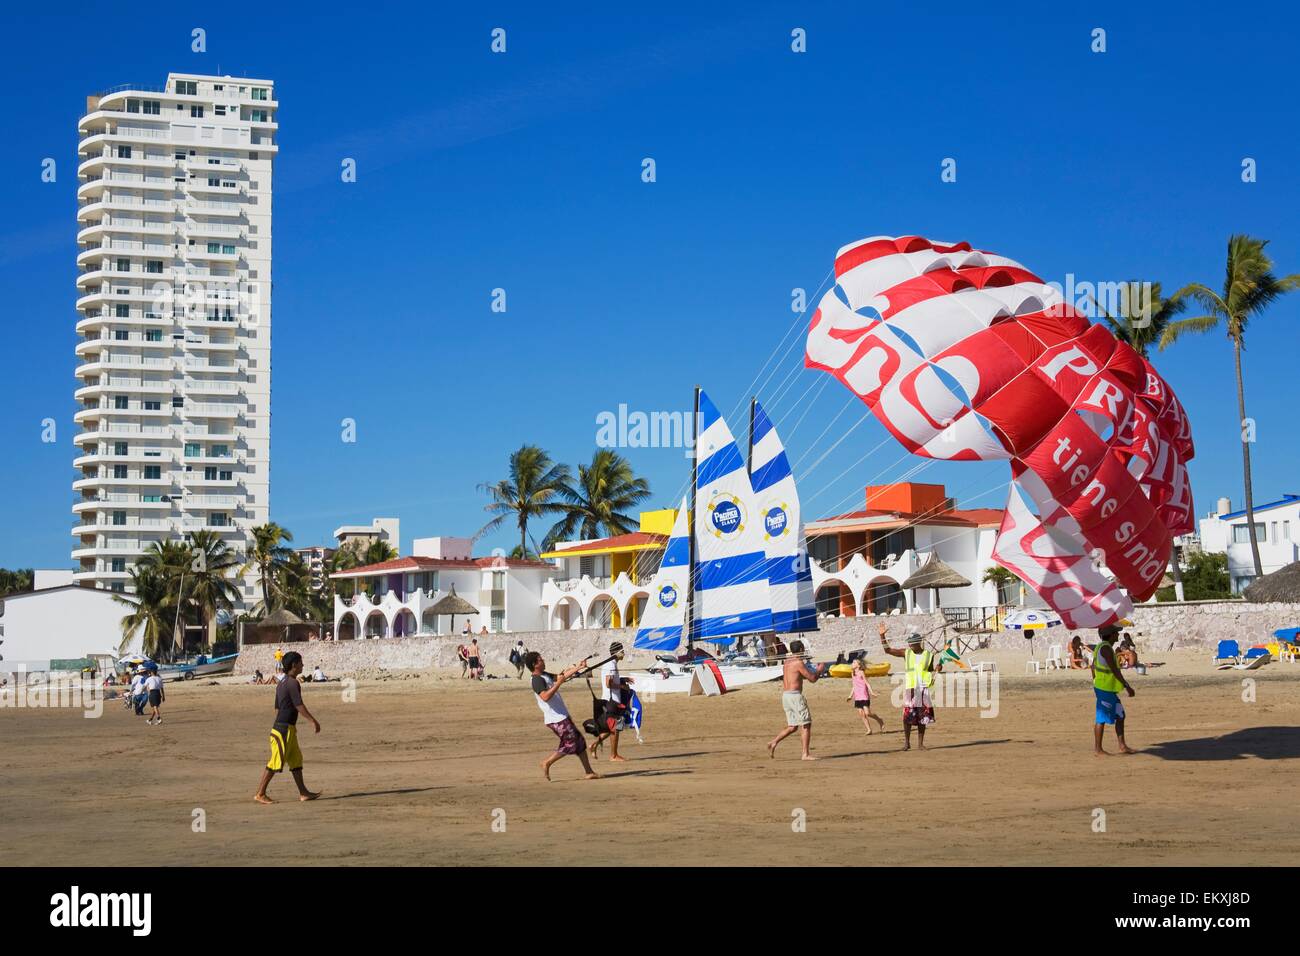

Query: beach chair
[1045,644,1064,670]
[1213,640,1241,666]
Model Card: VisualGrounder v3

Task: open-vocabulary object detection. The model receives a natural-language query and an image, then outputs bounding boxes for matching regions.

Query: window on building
[491,610,505,633]
[112,511,126,526]
[207,242,221,253]
[113,442,128,456]
[114,329,129,340]
[210,513,229,527]
[126,99,140,113]
[145,329,162,342]
[116,258,131,272]
[1232,523,1266,544]
[111,559,126,573]
[191,105,204,118]
[114,396,129,410]
[146,261,163,274]
[1271,522,1279,543]
[204,467,217,480]
[492,571,505,590]
[115,305,130,318]
[144,466,161,480]
[212,444,229,457]
[175,80,197,96]
[184,443,200,458]
[252,88,268,101]
[1285,521,1292,541]
[143,100,160,115]
[250,109,269,122]
[219,470,232,481]
[143,401,161,411]
[116,145,133,158]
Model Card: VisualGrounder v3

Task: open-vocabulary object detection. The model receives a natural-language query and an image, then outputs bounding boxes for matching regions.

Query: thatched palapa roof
[258,608,305,626]
[901,556,972,590]
[427,585,479,617]
[1243,562,1300,604]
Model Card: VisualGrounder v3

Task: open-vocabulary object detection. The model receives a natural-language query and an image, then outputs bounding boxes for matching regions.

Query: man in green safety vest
[879,622,939,751]
[1092,622,1136,756]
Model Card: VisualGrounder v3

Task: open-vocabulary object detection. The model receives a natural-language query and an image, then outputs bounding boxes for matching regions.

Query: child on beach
[847,658,885,735]
[254,651,322,804]
[527,651,600,782]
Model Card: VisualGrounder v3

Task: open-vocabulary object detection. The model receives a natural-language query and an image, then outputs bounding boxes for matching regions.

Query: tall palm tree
[477,445,572,558]
[242,522,296,614]
[1094,281,1186,359]
[114,566,176,659]
[546,449,651,547]
[183,530,241,649]
[1162,235,1300,578]
[135,540,196,656]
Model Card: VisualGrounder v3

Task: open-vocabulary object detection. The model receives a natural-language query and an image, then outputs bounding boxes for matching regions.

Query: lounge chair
[1217,652,1271,671]
[1213,640,1241,666]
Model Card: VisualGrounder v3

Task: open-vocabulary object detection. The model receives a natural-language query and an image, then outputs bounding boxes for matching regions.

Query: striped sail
[692,391,773,642]
[633,496,690,651]
[749,400,817,634]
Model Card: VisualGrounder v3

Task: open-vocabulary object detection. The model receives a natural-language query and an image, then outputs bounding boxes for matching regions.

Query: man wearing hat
[879,622,938,751]
[1092,622,1136,755]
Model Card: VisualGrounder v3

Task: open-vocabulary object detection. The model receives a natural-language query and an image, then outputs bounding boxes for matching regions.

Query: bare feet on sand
[584,772,600,780]
[609,755,627,762]
[766,741,777,759]
[1118,744,1138,755]
[299,791,321,801]
[801,754,818,761]
[254,794,273,804]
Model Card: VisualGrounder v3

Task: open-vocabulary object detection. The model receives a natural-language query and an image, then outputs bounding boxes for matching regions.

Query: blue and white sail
[633,496,690,651]
[749,400,818,634]
[692,391,774,642]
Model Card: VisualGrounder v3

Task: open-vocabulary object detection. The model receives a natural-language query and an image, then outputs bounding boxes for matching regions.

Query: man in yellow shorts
[255,651,322,803]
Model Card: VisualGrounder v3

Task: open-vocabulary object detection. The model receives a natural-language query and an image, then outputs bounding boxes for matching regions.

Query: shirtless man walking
[767,640,827,761]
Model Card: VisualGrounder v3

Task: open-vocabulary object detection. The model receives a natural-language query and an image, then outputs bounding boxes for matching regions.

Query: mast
[686,385,700,652]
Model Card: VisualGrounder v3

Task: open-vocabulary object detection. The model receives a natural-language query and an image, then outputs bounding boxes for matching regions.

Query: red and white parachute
[805,235,1194,628]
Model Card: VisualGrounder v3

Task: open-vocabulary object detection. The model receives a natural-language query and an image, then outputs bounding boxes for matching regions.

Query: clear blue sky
[2,2,1298,567]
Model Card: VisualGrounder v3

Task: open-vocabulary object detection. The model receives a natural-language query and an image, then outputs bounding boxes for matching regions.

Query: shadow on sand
[318,787,447,801]
[1144,727,1300,761]
[600,768,694,779]
[819,738,1013,759]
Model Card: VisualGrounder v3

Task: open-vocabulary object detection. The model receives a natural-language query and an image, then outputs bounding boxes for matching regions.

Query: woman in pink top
[848,658,885,734]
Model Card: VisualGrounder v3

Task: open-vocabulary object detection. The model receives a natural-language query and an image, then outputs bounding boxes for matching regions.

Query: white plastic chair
[1046,644,1064,670]
[1025,659,1041,675]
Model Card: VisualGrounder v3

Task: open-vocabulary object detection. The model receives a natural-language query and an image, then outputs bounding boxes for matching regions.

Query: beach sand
[2,648,1297,866]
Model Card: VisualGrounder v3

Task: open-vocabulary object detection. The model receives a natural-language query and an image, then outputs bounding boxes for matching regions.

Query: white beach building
[1198,494,1300,593]
[0,583,143,675]
[330,537,555,639]
[72,72,277,608]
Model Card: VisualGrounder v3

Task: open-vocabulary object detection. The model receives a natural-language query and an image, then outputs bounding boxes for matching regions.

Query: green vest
[905,648,934,690]
[1093,640,1123,692]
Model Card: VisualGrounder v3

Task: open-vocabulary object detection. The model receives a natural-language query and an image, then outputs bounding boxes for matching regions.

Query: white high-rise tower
[72,73,276,606]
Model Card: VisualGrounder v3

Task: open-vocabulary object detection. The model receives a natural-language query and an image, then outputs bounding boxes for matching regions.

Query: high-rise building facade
[72,73,276,605]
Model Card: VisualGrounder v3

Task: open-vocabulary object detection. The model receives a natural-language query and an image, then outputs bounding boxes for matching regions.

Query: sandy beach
[2,649,1297,867]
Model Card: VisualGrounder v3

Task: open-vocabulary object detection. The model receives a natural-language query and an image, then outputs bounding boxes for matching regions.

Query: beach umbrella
[1003,607,1063,657]
[427,585,479,636]
[1243,561,1300,604]
[901,556,971,611]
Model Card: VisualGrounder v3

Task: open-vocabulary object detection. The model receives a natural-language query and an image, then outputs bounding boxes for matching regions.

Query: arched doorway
[393,608,417,638]
[363,610,388,639]
[862,577,906,614]
[815,580,853,618]
[337,613,359,641]
[586,595,614,629]
[551,596,583,630]
[624,592,649,629]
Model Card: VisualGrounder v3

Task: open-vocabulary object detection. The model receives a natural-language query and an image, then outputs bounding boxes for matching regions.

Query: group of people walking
[124,665,165,725]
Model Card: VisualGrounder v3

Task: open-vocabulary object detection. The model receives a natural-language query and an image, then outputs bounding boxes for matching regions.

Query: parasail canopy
[805,235,1195,629]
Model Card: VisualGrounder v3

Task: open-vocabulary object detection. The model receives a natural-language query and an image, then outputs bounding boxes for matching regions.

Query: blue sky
[2,1,1298,567]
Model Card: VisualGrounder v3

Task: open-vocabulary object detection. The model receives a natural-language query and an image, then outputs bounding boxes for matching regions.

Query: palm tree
[362,539,398,565]
[135,540,195,656]
[114,566,176,659]
[982,565,1020,606]
[477,445,573,558]
[242,522,296,614]
[546,449,651,547]
[0,568,34,597]
[183,530,241,649]
[1094,281,1186,359]
[1162,235,1300,578]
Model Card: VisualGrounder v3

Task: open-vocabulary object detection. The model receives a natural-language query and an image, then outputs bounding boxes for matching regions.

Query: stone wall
[234,601,1299,676]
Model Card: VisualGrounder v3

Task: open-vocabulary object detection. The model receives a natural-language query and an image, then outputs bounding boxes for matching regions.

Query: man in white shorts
[767,640,826,761]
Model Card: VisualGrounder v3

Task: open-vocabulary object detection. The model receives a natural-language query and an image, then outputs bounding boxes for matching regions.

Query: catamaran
[626,389,817,695]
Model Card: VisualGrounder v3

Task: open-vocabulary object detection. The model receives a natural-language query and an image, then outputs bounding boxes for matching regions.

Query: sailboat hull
[625,662,784,695]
